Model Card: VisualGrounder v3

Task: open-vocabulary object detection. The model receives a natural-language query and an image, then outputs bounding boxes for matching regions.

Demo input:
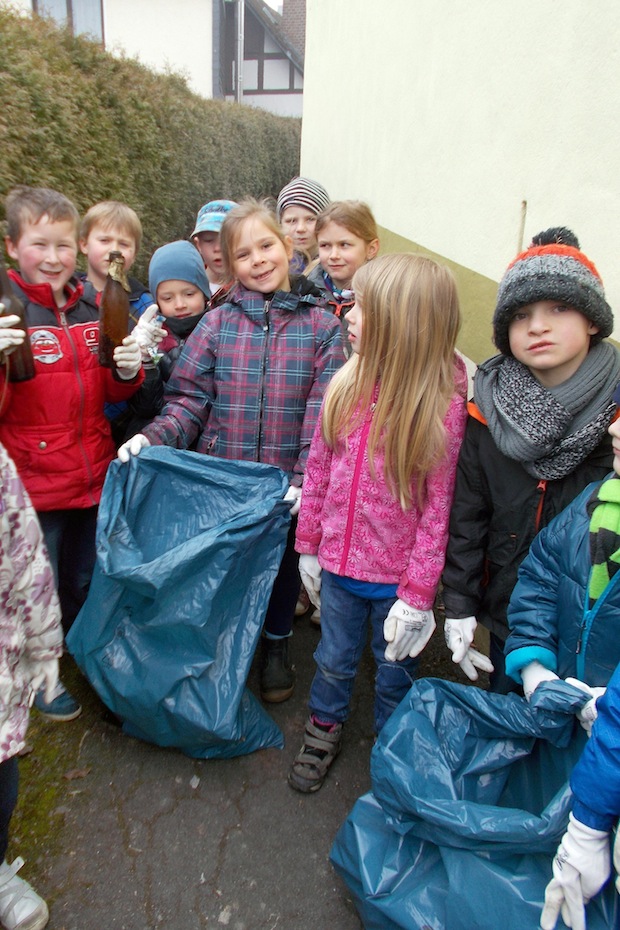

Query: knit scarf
[586,476,620,608]
[473,342,620,480]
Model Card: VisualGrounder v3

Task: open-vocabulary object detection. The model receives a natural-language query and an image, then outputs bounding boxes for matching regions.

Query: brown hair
[315,200,378,244]
[5,186,79,244]
[219,198,288,278]
[79,200,143,252]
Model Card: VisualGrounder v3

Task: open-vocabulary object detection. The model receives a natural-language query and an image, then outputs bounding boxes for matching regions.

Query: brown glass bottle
[0,255,36,382]
[98,251,130,370]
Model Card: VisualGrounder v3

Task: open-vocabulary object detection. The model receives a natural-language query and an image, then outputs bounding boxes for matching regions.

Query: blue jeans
[309,571,419,733]
[38,507,98,634]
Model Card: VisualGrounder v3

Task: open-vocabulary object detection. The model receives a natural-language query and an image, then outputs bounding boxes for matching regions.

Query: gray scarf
[473,342,620,480]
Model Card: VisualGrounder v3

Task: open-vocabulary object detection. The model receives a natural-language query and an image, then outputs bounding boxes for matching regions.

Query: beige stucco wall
[302,0,620,362]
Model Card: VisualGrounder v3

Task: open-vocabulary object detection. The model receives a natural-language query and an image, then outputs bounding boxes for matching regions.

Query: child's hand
[28,657,59,704]
[384,600,436,661]
[113,334,142,379]
[299,553,321,609]
[520,660,559,701]
[117,433,150,462]
[565,678,607,735]
[133,304,167,361]
[444,616,494,680]
[0,312,26,355]
[284,484,302,516]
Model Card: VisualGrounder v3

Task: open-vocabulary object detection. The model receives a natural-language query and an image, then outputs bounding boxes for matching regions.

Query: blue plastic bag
[331,678,618,929]
[67,447,290,759]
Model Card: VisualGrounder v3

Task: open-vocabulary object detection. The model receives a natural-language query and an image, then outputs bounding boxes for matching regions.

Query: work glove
[384,600,436,661]
[565,678,607,736]
[540,813,610,930]
[0,312,26,354]
[133,304,167,362]
[284,484,302,516]
[520,660,559,701]
[117,433,151,463]
[444,616,494,681]
[299,553,321,609]
[113,334,142,379]
[28,657,59,704]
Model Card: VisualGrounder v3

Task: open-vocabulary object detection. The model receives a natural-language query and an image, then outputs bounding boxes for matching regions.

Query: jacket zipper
[338,403,375,576]
[575,568,620,679]
[60,310,96,504]
[256,299,271,461]
[535,479,547,532]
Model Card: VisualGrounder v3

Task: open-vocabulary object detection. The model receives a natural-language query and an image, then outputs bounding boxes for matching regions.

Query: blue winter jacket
[505,477,620,688]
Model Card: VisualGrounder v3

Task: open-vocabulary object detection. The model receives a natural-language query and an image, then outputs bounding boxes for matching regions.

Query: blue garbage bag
[331,677,618,930]
[67,447,290,759]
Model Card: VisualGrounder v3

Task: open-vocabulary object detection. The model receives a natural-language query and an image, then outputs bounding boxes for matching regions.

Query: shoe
[309,606,321,627]
[294,586,310,616]
[0,858,49,930]
[288,716,343,793]
[34,681,81,722]
[260,636,295,703]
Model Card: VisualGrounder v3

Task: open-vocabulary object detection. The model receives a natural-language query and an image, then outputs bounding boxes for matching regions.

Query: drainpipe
[236,0,245,103]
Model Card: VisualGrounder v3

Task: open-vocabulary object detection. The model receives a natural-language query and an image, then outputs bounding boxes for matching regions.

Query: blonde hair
[220,198,288,278]
[5,186,79,244]
[80,201,143,251]
[315,200,378,244]
[322,253,461,510]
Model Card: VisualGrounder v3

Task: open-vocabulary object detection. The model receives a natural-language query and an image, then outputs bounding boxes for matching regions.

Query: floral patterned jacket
[0,443,62,762]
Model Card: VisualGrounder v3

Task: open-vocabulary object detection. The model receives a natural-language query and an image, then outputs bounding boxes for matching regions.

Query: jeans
[38,507,98,635]
[309,571,419,733]
[263,519,299,638]
[0,757,18,863]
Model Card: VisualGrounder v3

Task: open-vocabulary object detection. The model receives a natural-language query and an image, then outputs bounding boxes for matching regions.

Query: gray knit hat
[276,176,330,220]
[149,240,210,299]
[493,227,613,355]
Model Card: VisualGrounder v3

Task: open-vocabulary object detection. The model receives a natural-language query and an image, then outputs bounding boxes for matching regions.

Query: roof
[245,0,304,71]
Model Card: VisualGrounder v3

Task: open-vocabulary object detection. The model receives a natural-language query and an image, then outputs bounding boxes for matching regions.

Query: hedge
[0,7,301,279]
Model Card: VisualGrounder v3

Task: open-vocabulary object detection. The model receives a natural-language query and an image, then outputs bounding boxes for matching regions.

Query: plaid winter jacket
[143,283,344,483]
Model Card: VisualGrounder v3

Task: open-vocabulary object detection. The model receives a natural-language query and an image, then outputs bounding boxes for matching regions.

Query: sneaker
[294,586,310,616]
[260,636,295,703]
[34,681,81,722]
[288,716,343,793]
[0,858,49,930]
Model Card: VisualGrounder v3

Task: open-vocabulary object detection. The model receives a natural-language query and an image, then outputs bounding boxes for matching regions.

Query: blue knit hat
[149,240,211,299]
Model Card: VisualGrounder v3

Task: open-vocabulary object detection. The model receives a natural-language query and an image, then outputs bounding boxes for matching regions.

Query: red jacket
[0,271,144,511]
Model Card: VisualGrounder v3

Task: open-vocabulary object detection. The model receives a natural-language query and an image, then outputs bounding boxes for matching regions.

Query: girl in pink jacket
[288,252,468,794]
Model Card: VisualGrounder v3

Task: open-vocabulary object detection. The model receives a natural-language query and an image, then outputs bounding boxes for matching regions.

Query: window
[33,0,104,42]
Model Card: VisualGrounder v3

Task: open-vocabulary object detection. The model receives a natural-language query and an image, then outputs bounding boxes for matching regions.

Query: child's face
[280,205,318,254]
[508,300,599,389]
[193,231,224,283]
[609,417,620,477]
[80,224,137,289]
[344,298,363,354]
[6,215,78,305]
[156,280,206,319]
[232,218,292,294]
[317,221,379,289]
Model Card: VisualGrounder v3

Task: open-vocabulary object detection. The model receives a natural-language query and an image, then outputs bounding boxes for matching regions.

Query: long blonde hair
[322,253,461,510]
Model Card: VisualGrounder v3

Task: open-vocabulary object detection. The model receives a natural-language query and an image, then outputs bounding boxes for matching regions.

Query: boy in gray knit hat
[441,227,620,692]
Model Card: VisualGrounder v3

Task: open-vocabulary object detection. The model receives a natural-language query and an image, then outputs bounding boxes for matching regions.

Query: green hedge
[0,7,301,279]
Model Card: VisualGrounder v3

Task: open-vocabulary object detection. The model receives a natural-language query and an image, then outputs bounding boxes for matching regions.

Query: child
[276,177,330,275]
[117,199,344,703]
[0,441,63,930]
[442,228,620,692]
[1,186,144,720]
[79,200,154,442]
[288,252,468,794]
[121,240,210,437]
[191,199,237,302]
[307,200,380,350]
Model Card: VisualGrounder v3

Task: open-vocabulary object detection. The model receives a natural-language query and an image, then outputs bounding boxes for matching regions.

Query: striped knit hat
[493,227,613,355]
[276,176,330,220]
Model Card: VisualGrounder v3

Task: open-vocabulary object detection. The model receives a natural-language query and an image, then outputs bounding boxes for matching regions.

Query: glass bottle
[98,251,130,371]
[0,256,36,382]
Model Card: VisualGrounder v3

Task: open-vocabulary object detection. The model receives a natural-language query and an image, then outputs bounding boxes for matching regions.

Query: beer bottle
[0,255,35,382]
[99,251,130,371]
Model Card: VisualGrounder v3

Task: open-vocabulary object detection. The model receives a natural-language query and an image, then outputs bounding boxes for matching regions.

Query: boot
[260,635,295,703]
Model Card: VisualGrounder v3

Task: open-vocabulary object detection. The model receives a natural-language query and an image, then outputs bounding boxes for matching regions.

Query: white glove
[28,657,59,704]
[0,312,26,354]
[444,616,494,681]
[565,678,607,736]
[133,304,166,361]
[540,813,610,930]
[299,553,321,609]
[384,600,436,661]
[284,484,302,516]
[520,660,559,701]
[117,433,151,463]
[113,334,142,379]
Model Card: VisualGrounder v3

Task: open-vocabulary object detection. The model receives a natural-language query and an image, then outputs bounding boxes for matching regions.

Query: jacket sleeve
[295,407,333,555]
[142,315,215,449]
[291,313,344,486]
[570,660,620,831]
[397,392,467,609]
[441,416,493,618]
[103,364,145,404]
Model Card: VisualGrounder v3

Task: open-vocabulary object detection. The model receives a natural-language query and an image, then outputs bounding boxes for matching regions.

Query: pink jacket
[295,355,468,609]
